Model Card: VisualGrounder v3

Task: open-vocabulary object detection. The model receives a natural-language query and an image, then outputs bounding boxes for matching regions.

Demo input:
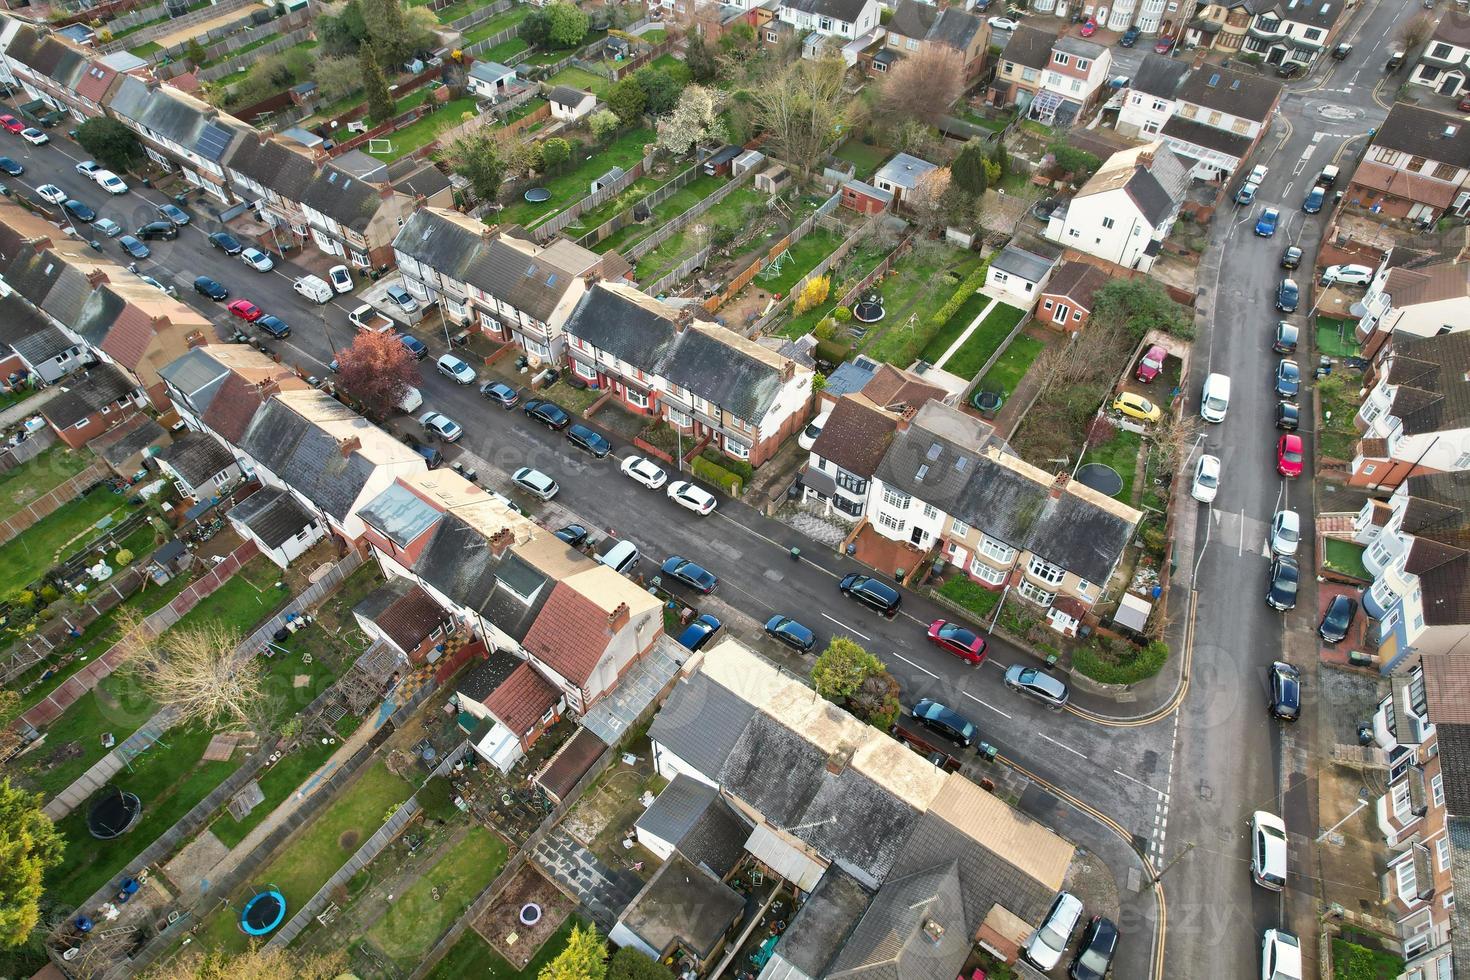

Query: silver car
[1025,892,1084,970]
[512,466,558,501]
[1004,665,1069,709]
[240,247,274,272]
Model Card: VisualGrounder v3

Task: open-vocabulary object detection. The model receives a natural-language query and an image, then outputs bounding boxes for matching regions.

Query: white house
[1411,13,1470,98]
[777,0,880,43]
[1348,332,1470,491]
[547,85,596,121]
[803,395,898,521]
[1044,142,1189,273]
[227,484,326,568]
[155,430,243,502]
[986,244,1058,305]
[1354,255,1470,359]
[467,60,517,101]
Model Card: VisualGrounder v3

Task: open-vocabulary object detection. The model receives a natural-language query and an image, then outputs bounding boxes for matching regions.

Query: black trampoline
[852,294,886,323]
[240,888,286,936]
[523,188,551,203]
[86,787,142,840]
[1076,462,1124,498]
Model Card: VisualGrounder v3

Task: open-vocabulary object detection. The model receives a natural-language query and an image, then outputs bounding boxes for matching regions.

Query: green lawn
[477,36,529,60]
[937,576,1000,622]
[366,97,479,160]
[169,556,285,638]
[943,303,1027,380]
[641,29,668,42]
[631,185,769,283]
[546,65,610,99]
[17,669,156,799]
[859,248,988,366]
[651,54,690,84]
[921,292,988,365]
[434,0,501,23]
[1317,316,1360,358]
[426,916,590,980]
[0,486,132,597]
[1080,429,1142,503]
[779,237,894,339]
[0,444,94,523]
[498,127,655,228]
[457,3,530,35]
[366,826,508,968]
[1318,376,1360,461]
[588,173,725,255]
[128,40,163,59]
[832,140,889,181]
[754,227,845,298]
[1332,938,1403,980]
[977,335,1045,396]
[200,31,279,68]
[564,177,662,235]
[1324,539,1370,581]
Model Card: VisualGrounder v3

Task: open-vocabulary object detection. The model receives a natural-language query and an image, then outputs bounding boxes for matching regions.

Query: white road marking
[1113,767,1169,798]
[821,613,869,641]
[962,691,1011,719]
[1039,732,1087,760]
[887,650,936,678]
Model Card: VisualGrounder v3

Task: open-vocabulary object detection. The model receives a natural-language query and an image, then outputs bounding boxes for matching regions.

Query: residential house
[467,60,518,101]
[865,401,1142,632]
[68,279,214,411]
[881,0,990,80]
[817,356,948,412]
[1349,333,1470,491]
[0,19,116,124]
[1354,255,1470,360]
[1185,0,1344,69]
[0,291,87,384]
[104,75,241,204]
[1411,13,1470,98]
[1031,35,1112,125]
[985,243,1058,304]
[802,394,898,521]
[226,484,325,568]
[646,639,1076,972]
[155,429,243,502]
[353,577,456,663]
[988,25,1054,111]
[1036,260,1112,330]
[1115,54,1191,139]
[39,363,143,449]
[1343,102,1470,224]
[563,282,815,467]
[633,773,750,871]
[547,85,596,120]
[455,648,564,770]
[90,413,168,479]
[776,0,881,49]
[157,344,309,449]
[611,855,746,968]
[872,152,939,210]
[1045,141,1191,272]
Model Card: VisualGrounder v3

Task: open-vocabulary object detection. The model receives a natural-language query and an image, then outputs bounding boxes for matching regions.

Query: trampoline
[852,293,886,323]
[86,787,142,840]
[523,187,551,203]
[1075,462,1124,498]
[240,888,287,936]
[971,389,1004,417]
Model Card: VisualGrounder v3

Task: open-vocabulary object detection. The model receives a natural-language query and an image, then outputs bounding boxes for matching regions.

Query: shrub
[997,601,1038,637]
[794,275,831,315]
[691,455,742,495]
[38,585,59,604]
[815,338,852,364]
[114,549,134,566]
[813,317,837,341]
[937,577,1000,620]
[1072,637,1169,685]
[417,776,462,822]
[833,305,853,322]
[703,449,753,483]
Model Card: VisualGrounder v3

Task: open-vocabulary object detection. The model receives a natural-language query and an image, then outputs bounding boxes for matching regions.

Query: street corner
[1062,841,1124,927]
[1313,579,1370,668]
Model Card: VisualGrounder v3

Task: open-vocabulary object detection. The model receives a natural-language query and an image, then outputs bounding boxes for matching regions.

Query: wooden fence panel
[625,166,757,263]
[529,151,654,243]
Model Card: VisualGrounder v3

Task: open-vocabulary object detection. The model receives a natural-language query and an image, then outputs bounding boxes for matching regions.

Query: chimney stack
[607,601,630,632]
[1050,471,1068,499]
[895,405,917,431]
[184,330,208,350]
[489,526,516,557]
[1138,148,1155,169]
[378,183,396,201]
[781,358,795,382]
[257,377,280,399]
[84,268,109,288]
[338,435,361,458]
[674,308,694,333]
[825,744,854,776]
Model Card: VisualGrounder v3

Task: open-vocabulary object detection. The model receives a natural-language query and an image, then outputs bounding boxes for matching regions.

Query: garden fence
[0,389,55,432]
[644,245,712,298]
[528,148,657,243]
[0,565,147,687]
[196,25,313,84]
[604,38,675,83]
[0,460,110,549]
[624,165,756,263]
[427,83,539,152]
[462,20,524,58]
[702,191,842,315]
[446,0,511,34]
[749,208,878,335]
[0,426,55,471]
[829,232,914,313]
[570,160,700,250]
[99,0,255,51]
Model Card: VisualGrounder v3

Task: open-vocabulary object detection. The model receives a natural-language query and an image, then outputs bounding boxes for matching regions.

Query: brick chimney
[781,359,795,382]
[1137,148,1155,169]
[184,330,208,349]
[826,744,854,776]
[895,404,917,431]
[84,267,109,288]
[257,377,280,398]
[1050,471,1069,499]
[674,308,694,333]
[378,183,396,201]
[256,128,270,146]
[607,601,630,632]
[489,526,516,557]
[338,435,361,457]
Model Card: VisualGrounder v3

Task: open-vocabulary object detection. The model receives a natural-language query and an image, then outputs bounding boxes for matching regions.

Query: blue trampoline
[240,888,286,936]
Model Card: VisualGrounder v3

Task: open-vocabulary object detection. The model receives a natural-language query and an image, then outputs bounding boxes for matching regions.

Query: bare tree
[749,54,848,178]
[145,947,346,980]
[1398,11,1436,51]
[905,167,953,234]
[876,47,964,127]
[118,607,265,732]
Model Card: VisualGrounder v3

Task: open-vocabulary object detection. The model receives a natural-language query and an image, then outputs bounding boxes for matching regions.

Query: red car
[1277,434,1304,477]
[227,299,263,322]
[1079,18,1097,35]
[0,115,22,134]
[1136,343,1167,383]
[927,619,987,665]
[1154,36,1175,53]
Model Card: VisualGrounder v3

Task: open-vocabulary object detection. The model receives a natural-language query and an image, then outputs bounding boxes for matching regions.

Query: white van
[1201,373,1231,423]
[292,274,333,304]
[1318,164,1340,186]
[396,385,423,413]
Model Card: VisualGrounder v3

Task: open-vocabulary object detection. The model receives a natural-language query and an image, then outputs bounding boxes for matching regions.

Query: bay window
[726,438,750,460]
[1017,578,1055,606]
[970,559,1006,585]
[979,536,1016,564]
[1027,555,1066,585]
[883,486,911,509]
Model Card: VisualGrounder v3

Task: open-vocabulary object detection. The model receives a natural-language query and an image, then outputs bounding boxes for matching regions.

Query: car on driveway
[1267,556,1299,610]
[1135,343,1166,383]
[523,398,571,430]
[1120,26,1140,45]
[19,128,48,146]
[398,333,427,359]
[511,466,558,501]
[554,524,588,547]
[621,455,667,489]
[1268,661,1301,720]
[0,157,21,176]
[480,381,519,408]
[838,572,901,616]
[1273,320,1298,354]
[35,183,65,204]
[1191,453,1221,503]
[327,265,353,294]
[1321,263,1373,287]
[240,247,274,272]
[208,231,242,254]
[94,170,127,195]
[420,411,463,443]
[798,410,831,451]
[436,353,476,384]
[661,556,718,593]
[1280,246,1302,270]
[1319,594,1358,643]
[1154,36,1175,53]
[385,283,419,313]
[1025,892,1084,970]
[1250,810,1288,891]
[157,203,189,225]
[1079,18,1097,35]
[1277,433,1304,477]
[255,314,290,339]
[1070,916,1119,980]
[1004,665,1070,709]
[1274,359,1300,399]
[765,615,816,652]
[567,423,611,458]
[667,480,717,515]
[1261,929,1302,980]
[676,613,722,652]
[193,276,228,300]
[1111,391,1162,422]
[1255,208,1279,237]
[1276,278,1299,312]
[117,234,149,259]
[910,698,976,748]
[1271,509,1300,556]
[1275,400,1300,430]
[228,299,263,322]
[927,619,987,664]
[62,199,95,223]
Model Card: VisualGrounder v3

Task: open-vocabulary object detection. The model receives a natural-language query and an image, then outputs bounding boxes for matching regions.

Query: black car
[136,220,178,241]
[1119,26,1141,46]
[1331,42,1352,59]
[764,615,816,652]
[398,333,428,359]
[1268,661,1301,721]
[481,381,519,408]
[411,442,443,468]
[1069,916,1119,980]
[62,199,95,223]
[523,398,571,430]
[1280,246,1303,270]
[1273,321,1298,354]
[567,422,612,458]
[838,572,901,617]
[1276,61,1306,78]
[1319,594,1358,643]
[661,555,718,593]
[0,157,22,176]
[554,524,588,547]
[676,614,722,653]
[208,231,243,255]
[1267,556,1299,611]
[1276,279,1299,312]
[910,698,976,748]
[256,314,291,339]
[117,234,149,259]
[1275,400,1300,430]
[193,276,228,300]
[1275,359,1300,399]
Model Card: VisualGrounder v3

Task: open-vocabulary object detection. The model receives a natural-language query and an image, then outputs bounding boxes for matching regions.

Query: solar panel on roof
[196,122,233,163]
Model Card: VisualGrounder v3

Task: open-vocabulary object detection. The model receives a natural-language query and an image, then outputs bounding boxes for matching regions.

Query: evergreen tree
[361,45,395,124]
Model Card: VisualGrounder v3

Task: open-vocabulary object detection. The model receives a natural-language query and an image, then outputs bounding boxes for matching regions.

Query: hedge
[691,455,742,496]
[936,577,1000,620]
[1072,638,1169,685]
[702,449,753,484]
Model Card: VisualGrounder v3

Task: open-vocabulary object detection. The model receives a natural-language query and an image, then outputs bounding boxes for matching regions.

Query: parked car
[62,199,95,223]
[256,314,290,339]
[117,234,149,259]
[1004,665,1070,709]
[621,454,668,489]
[1154,36,1175,53]
[1276,60,1306,78]
[1332,42,1352,59]
[327,264,353,294]
[0,157,21,176]
[511,466,558,501]
[1273,320,1298,354]
[1069,916,1119,980]
[798,410,831,451]
[227,299,263,322]
[927,619,987,664]
[385,283,419,313]
[567,422,612,458]
[420,411,463,443]
[1275,401,1300,430]
[75,160,99,177]
[1191,453,1221,503]
[597,538,640,575]
[1250,810,1288,891]
[910,698,976,748]
[1268,661,1301,720]
[987,15,1019,29]
[0,115,23,133]
[1267,556,1299,611]
[480,381,519,408]
[193,276,228,300]
[667,480,717,516]
[1025,892,1085,970]
[1255,207,1279,237]
[94,170,127,195]
[94,218,121,238]
[661,556,718,593]
[1270,509,1300,556]
[838,572,901,617]
[1112,391,1162,422]
[208,231,242,254]
[1321,263,1373,287]
[240,247,274,272]
[1301,184,1325,213]
[1235,180,1260,206]
[1136,343,1167,383]
[1276,433,1304,477]
[436,353,476,384]
[1079,17,1097,35]
[1274,359,1300,399]
[398,332,428,359]
[1120,26,1141,45]
[1319,594,1358,643]
[136,220,178,241]
[1262,929,1303,980]
[675,614,722,653]
[411,442,443,468]
[1280,246,1302,270]
[19,128,48,146]
[523,398,571,430]
[554,524,588,547]
[34,183,65,204]
[1276,278,1299,312]
[764,615,816,652]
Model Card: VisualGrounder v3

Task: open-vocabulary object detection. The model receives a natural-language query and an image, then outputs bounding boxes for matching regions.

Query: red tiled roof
[376,584,449,654]
[1052,594,1089,618]
[99,302,154,371]
[1042,261,1110,312]
[483,661,560,736]
[1349,160,1458,210]
[74,63,117,104]
[201,374,266,445]
[521,582,613,686]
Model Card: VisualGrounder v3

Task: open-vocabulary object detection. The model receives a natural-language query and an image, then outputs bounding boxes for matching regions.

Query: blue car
[1254,207,1279,237]
[764,615,816,652]
[1276,278,1299,312]
[158,202,190,225]
[1302,184,1325,213]
[117,234,149,259]
[676,614,722,652]
[398,332,427,359]
[911,698,977,748]
[661,556,718,594]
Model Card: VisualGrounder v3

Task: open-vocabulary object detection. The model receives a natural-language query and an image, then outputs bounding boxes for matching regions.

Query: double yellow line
[1066,590,1199,728]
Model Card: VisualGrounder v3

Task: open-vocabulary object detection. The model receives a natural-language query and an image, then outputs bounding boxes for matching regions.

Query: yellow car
[1112,391,1163,423]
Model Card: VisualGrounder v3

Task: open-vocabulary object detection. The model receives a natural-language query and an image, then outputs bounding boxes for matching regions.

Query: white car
[667,480,717,516]
[240,247,274,272]
[512,466,558,501]
[75,160,99,178]
[988,15,1020,29]
[798,410,831,451]
[327,264,353,294]
[385,283,419,313]
[35,183,65,204]
[419,410,463,443]
[94,169,128,195]
[1270,509,1300,556]
[436,353,476,385]
[1024,892,1083,971]
[1321,263,1373,287]
[1261,929,1302,980]
[20,128,48,146]
[1250,810,1288,891]
[621,455,668,490]
[1191,454,1221,504]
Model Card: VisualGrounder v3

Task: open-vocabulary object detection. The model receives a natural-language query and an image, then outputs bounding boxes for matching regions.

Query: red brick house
[1036,261,1112,331]
[39,363,143,449]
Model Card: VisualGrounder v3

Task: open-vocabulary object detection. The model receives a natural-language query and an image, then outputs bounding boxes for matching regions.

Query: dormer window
[1053,51,1071,66]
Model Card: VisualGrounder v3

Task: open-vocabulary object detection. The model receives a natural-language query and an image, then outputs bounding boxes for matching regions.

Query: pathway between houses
[931,294,999,372]
[532,827,644,929]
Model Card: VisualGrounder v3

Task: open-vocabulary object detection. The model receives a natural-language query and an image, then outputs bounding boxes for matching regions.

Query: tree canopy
[538,924,606,980]
[0,779,62,949]
[334,328,422,418]
[74,117,142,171]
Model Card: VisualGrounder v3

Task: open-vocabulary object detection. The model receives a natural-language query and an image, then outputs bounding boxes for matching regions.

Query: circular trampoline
[86,787,142,840]
[240,888,287,937]
[852,294,886,323]
[523,188,551,203]
[1075,462,1124,498]
[519,903,542,927]
[971,390,1004,417]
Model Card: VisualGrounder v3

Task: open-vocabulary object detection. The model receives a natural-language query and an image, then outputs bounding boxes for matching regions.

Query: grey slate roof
[1436,723,1470,814]
[771,868,873,977]
[1370,102,1470,170]
[158,347,231,415]
[1129,53,1191,99]
[1161,115,1255,160]
[826,862,970,980]
[1053,35,1104,59]
[44,262,97,331]
[547,84,591,106]
[224,129,320,199]
[677,792,750,880]
[456,647,523,703]
[108,76,238,164]
[391,161,452,201]
[636,774,719,847]
[301,165,390,233]
[94,416,166,468]
[617,855,745,960]
[1120,147,1189,226]
[990,244,1056,283]
[647,670,759,777]
[875,153,939,191]
[1000,24,1056,70]
[1176,66,1282,122]
[782,0,872,25]
[357,481,444,548]
[70,285,128,350]
[229,484,318,548]
[237,398,376,521]
[42,363,137,429]
[157,430,237,487]
[0,293,75,367]
[413,516,551,640]
[886,0,984,51]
